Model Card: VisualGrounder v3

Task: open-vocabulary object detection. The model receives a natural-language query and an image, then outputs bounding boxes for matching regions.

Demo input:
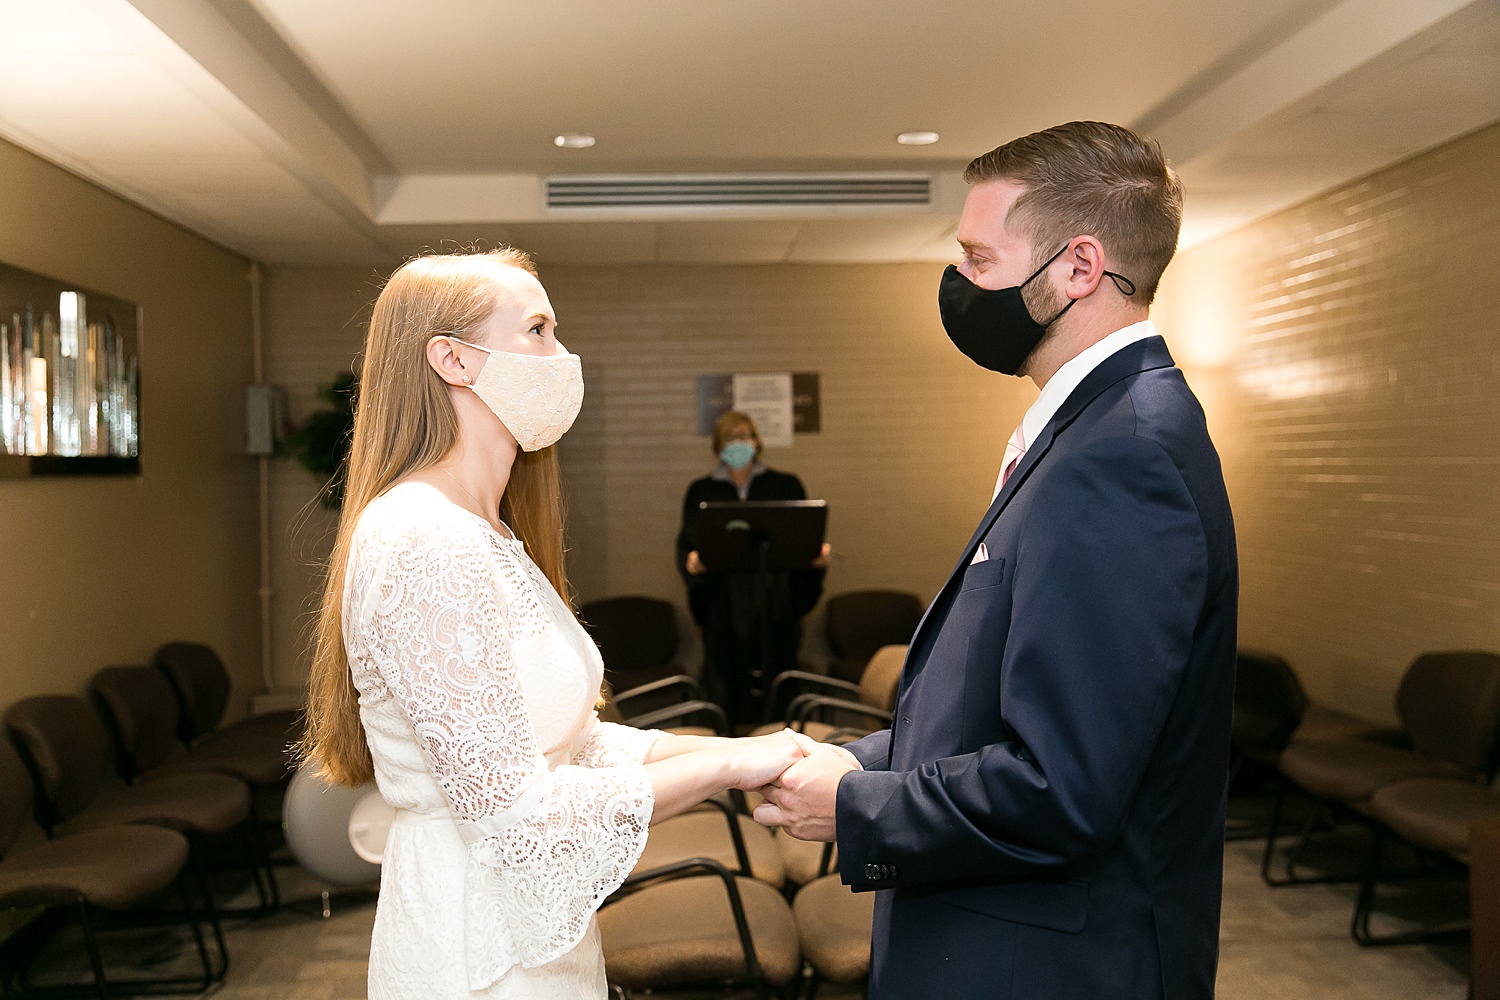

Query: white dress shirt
[992,319,1160,501]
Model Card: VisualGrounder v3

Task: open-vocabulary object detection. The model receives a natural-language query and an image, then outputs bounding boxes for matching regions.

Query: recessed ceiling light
[553,133,596,149]
[896,131,940,146]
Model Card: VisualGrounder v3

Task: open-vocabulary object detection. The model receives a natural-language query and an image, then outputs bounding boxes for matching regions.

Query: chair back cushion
[154,641,231,741]
[580,596,679,674]
[0,739,36,856]
[857,645,909,712]
[824,590,923,664]
[4,695,110,821]
[91,665,186,776]
[1231,650,1308,756]
[1397,650,1500,776]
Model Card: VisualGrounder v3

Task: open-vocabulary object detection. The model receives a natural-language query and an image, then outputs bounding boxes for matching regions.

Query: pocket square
[971,542,989,565]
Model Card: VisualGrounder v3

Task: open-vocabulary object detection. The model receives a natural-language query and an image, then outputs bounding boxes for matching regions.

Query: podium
[695,500,827,724]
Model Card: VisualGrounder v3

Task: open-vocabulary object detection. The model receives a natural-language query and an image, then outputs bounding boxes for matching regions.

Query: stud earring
[460,374,473,385]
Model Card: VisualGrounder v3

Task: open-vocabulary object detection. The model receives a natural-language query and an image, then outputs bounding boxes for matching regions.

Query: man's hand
[751,736,860,842]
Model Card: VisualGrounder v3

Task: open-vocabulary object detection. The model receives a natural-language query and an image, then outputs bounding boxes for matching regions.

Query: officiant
[676,410,830,731]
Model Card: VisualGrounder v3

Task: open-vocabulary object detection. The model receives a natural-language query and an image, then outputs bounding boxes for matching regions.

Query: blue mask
[719,440,756,470]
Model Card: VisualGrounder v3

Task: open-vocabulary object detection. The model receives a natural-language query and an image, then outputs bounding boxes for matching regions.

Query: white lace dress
[343,482,660,999]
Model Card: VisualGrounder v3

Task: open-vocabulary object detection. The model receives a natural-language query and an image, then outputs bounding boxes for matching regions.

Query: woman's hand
[685,550,707,575]
[811,542,832,569]
[723,728,807,790]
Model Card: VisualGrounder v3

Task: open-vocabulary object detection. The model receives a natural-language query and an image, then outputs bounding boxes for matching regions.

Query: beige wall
[0,139,261,718]
[1157,121,1500,722]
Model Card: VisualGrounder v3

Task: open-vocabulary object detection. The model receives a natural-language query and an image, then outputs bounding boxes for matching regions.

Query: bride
[299,248,805,999]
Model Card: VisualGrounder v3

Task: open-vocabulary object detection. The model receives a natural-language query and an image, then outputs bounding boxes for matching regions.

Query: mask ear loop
[1104,271,1137,296]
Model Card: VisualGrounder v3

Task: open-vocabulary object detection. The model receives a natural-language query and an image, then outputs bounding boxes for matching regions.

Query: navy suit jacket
[836,337,1238,1000]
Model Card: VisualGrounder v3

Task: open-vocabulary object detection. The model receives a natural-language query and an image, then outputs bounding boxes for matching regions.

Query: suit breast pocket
[958,556,1007,592]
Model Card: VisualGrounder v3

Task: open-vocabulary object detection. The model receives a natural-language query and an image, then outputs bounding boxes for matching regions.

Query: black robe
[675,467,825,728]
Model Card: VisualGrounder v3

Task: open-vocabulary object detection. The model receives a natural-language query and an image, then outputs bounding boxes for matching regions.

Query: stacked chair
[0,738,224,996]
[758,644,906,742]
[1260,649,1500,950]
[597,643,902,999]
[151,641,301,789]
[3,693,264,925]
[89,664,285,912]
[790,842,877,1000]
[0,640,303,992]
[599,856,802,1000]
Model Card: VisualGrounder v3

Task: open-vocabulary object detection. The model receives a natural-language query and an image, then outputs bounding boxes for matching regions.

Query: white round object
[348,790,397,863]
[282,763,384,887]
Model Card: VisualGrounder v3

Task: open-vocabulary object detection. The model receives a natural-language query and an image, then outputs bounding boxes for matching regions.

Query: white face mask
[450,337,584,451]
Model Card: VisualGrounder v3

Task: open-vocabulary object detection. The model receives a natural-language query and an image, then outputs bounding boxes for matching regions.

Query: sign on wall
[696,372,820,446]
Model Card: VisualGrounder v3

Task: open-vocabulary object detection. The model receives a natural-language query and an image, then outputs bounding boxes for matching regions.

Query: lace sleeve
[575,716,664,768]
[353,513,653,988]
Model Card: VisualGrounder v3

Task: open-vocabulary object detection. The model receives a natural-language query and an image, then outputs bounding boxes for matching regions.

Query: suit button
[865,864,882,880]
[884,864,899,879]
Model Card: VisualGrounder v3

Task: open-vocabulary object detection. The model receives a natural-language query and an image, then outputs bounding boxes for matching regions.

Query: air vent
[546,173,932,210]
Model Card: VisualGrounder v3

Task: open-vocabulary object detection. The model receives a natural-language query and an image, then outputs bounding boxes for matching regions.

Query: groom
[755,121,1238,1000]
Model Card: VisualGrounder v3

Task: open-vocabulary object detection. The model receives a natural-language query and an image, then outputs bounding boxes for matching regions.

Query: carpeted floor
[7,809,1472,999]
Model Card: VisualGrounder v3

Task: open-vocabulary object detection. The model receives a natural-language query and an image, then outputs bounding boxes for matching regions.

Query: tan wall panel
[1158,122,1500,722]
[0,140,260,716]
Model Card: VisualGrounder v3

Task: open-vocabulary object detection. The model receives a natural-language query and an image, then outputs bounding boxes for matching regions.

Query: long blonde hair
[300,248,571,786]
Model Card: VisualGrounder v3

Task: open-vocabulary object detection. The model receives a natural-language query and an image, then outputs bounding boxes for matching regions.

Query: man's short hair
[964,121,1184,302]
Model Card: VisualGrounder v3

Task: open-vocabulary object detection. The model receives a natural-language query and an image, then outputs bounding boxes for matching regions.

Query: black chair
[1226,650,1309,841]
[1354,777,1500,945]
[1265,651,1500,891]
[5,694,255,961]
[0,737,222,996]
[601,675,730,737]
[90,664,284,910]
[1229,650,1307,785]
[580,596,686,692]
[821,590,922,683]
[756,644,905,742]
[153,641,302,754]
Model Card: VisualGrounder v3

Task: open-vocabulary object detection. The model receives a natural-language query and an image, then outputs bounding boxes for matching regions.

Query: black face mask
[937,247,1137,376]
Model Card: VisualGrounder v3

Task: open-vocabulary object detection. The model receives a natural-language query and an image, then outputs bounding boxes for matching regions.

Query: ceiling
[1,0,1497,268]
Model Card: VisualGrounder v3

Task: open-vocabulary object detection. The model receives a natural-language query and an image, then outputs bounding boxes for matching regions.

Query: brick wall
[1157,121,1500,721]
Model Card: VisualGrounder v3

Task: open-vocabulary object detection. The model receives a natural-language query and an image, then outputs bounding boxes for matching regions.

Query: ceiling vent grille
[546,173,932,210]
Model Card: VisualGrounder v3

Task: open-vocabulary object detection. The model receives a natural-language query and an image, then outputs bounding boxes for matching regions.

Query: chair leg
[243,820,281,914]
[1352,826,1386,945]
[1259,778,1295,885]
[1261,783,1366,887]
[73,903,108,1000]
[1351,828,1471,947]
[6,887,227,1000]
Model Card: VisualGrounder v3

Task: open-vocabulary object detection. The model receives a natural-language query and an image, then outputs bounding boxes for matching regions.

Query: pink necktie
[992,425,1026,500]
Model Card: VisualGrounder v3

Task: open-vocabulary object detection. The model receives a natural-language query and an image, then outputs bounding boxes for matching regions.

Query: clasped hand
[750,732,859,842]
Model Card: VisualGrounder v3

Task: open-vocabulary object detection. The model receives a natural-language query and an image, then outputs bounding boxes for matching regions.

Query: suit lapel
[901,337,1178,678]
